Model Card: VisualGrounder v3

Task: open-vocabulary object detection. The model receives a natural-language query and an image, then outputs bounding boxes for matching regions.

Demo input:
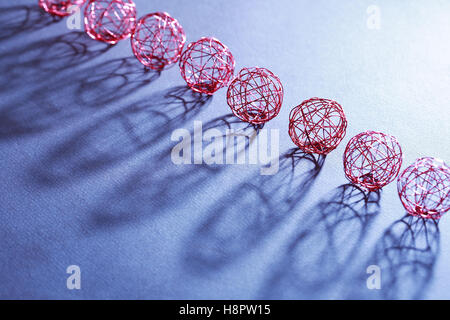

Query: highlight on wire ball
[288,97,347,155]
[227,67,283,124]
[343,130,403,191]
[131,12,186,71]
[84,0,137,45]
[39,0,86,17]
[179,37,235,95]
[397,157,450,220]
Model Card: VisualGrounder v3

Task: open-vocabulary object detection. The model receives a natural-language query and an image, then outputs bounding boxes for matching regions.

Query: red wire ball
[226,67,283,124]
[288,98,347,155]
[343,131,403,191]
[84,0,137,45]
[179,37,235,95]
[397,157,450,219]
[39,0,86,17]
[131,12,186,70]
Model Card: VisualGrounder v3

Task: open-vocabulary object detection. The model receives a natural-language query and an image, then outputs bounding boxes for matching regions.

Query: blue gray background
[0,0,449,299]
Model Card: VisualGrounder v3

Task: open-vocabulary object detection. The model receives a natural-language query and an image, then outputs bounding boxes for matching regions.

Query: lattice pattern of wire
[288,97,347,155]
[343,131,403,191]
[39,0,86,17]
[179,37,235,95]
[84,0,137,44]
[397,157,450,219]
[131,12,186,70]
[226,67,283,124]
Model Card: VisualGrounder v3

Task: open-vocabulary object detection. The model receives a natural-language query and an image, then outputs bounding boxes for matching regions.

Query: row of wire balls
[39,0,449,220]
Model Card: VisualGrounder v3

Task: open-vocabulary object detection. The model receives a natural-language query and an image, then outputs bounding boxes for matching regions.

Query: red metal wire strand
[39,0,86,17]
[179,37,235,95]
[397,157,450,219]
[84,0,137,45]
[226,67,283,124]
[343,131,403,191]
[288,97,347,155]
[131,12,186,70]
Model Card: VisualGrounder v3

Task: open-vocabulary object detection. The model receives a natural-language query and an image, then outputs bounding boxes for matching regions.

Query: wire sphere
[288,98,347,154]
[39,0,86,17]
[179,37,235,95]
[131,12,186,70]
[226,67,283,124]
[397,157,450,219]
[344,131,403,191]
[84,0,137,45]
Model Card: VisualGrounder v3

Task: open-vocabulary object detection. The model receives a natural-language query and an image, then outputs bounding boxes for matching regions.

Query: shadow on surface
[84,108,267,230]
[259,184,381,299]
[0,31,112,138]
[184,149,325,274]
[344,215,440,299]
[75,57,161,107]
[0,5,61,42]
[0,31,111,87]
[30,86,208,185]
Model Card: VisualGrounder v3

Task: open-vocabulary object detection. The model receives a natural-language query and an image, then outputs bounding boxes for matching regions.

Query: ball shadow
[184,149,326,274]
[0,31,111,139]
[199,113,266,161]
[258,184,381,299]
[0,5,61,42]
[30,86,210,185]
[75,57,161,107]
[0,31,111,87]
[84,109,271,232]
[85,108,268,231]
[344,215,440,299]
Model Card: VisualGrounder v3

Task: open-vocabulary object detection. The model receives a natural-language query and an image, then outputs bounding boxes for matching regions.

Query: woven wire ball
[131,12,186,70]
[84,0,137,44]
[179,37,235,95]
[226,67,283,124]
[39,0,86,17]
[288,98,347,154]
[343,131,403,191]
[397,157,450,219]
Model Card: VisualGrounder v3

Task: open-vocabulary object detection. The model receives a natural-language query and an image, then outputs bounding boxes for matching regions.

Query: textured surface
[0,0,449,299]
